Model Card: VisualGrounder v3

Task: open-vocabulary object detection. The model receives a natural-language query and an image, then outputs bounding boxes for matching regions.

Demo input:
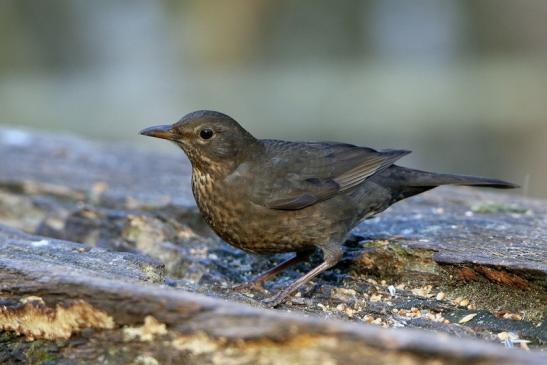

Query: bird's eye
[199,128,214,140]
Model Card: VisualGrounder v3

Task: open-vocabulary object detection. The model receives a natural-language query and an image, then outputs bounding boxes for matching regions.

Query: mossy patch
[355,241,439,283]
[437,279,546,323]
[25,342,58,365]
[354,242,546,324]
[0,333,61,365]
[471,202,529,214]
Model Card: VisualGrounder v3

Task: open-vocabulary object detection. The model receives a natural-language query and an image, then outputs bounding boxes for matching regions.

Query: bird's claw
[232,281,267,293]
[262,291,290,307]
[233,282,290,307]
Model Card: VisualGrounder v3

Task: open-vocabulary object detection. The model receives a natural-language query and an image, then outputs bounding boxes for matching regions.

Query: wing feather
[334,150,410,191]
[249,141,410,210]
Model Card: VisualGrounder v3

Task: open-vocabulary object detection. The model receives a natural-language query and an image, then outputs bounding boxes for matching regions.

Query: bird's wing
[249,140,410,210]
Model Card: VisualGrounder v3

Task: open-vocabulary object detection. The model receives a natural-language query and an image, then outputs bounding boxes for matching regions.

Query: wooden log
[0,127,545,364]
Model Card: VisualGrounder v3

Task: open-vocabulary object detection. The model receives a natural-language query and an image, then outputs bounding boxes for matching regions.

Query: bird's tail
[395,166,517,189]
[402,167,518,189]
[383,166,518,203]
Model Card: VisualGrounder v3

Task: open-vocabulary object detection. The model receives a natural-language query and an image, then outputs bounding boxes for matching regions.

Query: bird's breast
[190,168,353,254]
[191,169,250,247]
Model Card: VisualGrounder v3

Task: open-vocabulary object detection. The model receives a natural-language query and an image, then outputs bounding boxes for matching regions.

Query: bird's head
[140,110,258,174]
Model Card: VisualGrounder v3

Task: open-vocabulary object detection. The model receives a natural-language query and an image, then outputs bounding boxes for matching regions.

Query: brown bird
[140,110,517,306]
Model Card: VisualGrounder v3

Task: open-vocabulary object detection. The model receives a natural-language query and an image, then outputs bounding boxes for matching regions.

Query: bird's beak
[139,125,176,141]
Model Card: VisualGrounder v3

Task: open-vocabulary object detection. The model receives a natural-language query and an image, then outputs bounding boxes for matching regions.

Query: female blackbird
[140,110,517,306]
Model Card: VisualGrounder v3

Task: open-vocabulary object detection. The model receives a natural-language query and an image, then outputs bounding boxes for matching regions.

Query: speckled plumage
[140,110,517,306]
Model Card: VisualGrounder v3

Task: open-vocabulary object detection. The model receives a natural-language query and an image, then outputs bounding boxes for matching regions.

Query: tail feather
[368,165,518,208]
[395,167,519,189]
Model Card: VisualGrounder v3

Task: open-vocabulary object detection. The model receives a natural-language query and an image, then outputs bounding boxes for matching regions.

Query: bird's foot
[232,281,267,293]
[262,290,292,308]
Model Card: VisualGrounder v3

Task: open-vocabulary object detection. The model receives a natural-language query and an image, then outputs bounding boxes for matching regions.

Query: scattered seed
[459,299,470,307]
[317,303,328,312]
[459,313,477,324]
[502,312,523,320]
[335,288,356,297]
[362,315,374,323]
[497,331,523,349]
[370,294,382,302]
[411,285,433,297]
[497,332,509,341]
[345,307,355,318]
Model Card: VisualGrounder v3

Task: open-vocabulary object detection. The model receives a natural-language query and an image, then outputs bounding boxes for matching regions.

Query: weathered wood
[0,127,546,364]
[0,128,194,208]
[354,188,546,282]
[0,226,544,365]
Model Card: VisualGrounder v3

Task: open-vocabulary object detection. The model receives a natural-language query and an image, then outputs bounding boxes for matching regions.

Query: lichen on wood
[0,297,114,340]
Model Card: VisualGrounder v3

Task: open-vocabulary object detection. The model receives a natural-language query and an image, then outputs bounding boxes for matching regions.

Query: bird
[140,110,517,307]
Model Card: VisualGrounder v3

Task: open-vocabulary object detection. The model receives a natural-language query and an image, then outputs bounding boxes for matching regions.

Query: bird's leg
[263,245,343,307]
[233,250,313,292]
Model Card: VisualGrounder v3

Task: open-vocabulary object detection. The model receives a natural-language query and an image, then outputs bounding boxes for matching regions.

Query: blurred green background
[1,0,546,197]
